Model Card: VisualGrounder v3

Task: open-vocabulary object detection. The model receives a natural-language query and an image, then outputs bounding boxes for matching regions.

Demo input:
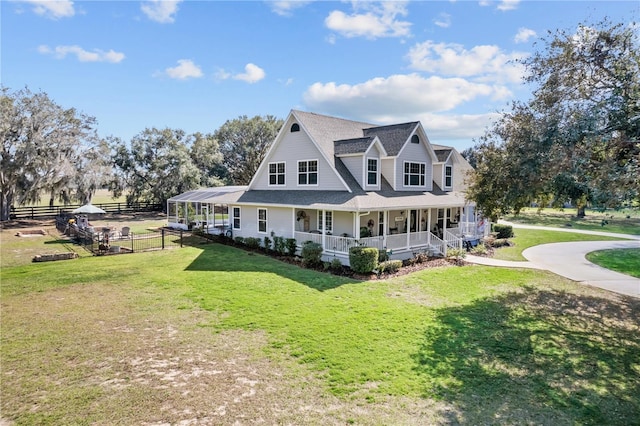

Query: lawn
[587,248,640,278]
[491,228,625,261]
[503,207,640,235]
[2,228,639,425]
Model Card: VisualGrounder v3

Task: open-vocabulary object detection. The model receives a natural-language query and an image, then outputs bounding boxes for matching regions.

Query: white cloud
[141,0,182,23]
[303,73,499,119]
[514,27,536,44]
[164,59,203,79]
[406,40,526,84]
[269,1,312,16]
[497,0,520,11]
[325,1,411,39]
[433,12,451,28]
[38,44,125,63]
[233,63,266,83]
[417,112,501,140]
[18,0,75,19]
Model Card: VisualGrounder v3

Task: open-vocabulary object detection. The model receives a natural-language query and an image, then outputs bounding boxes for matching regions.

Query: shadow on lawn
[184,241,356,291]
[415,287,640,425]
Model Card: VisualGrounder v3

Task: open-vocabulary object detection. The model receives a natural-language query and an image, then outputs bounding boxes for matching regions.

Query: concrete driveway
[466,222,640,298]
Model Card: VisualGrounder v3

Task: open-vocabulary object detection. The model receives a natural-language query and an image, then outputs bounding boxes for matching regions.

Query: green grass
[2,236,639,424]
[492,228,625,261]
[504,207,640,235]
[587,249,640,278]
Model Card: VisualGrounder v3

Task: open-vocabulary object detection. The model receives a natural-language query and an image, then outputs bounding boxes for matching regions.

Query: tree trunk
[1,191,14,221]
[577,205,586,218]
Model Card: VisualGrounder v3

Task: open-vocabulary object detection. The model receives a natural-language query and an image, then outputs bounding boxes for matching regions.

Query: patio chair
[120,226,131,239]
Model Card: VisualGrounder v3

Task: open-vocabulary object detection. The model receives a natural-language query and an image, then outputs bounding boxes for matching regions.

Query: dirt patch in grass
[1,281,454,425]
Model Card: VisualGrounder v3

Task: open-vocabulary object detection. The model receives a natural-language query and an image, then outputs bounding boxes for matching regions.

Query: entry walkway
[465,221,640,298]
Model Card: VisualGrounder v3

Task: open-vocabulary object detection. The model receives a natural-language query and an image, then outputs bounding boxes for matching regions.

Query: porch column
[291,208,295,238]
[321,209,326,250]
[406,211,410,248]
[355,212,360,239]
[427,209,432,245]
[383,210,388,248]
[443,208,448,235]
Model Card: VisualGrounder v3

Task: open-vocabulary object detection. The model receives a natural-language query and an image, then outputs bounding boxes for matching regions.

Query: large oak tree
[467,19,639,219]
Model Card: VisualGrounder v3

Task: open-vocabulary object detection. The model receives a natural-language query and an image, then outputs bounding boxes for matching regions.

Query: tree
[467,19,640,219]
[0,86,102,221]
[190,132,227,187]
[110,128,201,208]
[215,115,283,185]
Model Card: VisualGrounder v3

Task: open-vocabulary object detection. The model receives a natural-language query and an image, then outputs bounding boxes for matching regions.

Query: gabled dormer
[334,136,387,191]
[433,148,454,192]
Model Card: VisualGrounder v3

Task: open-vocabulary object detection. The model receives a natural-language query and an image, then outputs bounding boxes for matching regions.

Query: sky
[2,0,638,151]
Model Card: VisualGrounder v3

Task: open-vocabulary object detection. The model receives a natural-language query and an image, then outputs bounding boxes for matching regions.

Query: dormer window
[291,123,300,132]
[411,134,419,144]
[445,165,453,188]
[367,158,378,186]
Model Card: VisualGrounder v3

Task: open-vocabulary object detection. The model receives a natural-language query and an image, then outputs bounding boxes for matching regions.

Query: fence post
[180,230,183,247]
[162,228,165,250]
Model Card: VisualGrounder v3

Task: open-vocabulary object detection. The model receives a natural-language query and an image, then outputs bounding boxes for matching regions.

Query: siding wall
[381,158,395,189]
[252,122,347,191]
[237,206,293,239]
[395,141,434,191]
[341,156,363,189]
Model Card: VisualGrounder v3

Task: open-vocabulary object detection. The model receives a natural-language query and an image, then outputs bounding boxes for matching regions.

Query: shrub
[414,251,429,264]
[470,243,488,255]
[330,257,343,271]
[263,236,272,251]
[492,224,514,239]
[378,249,389,263]
[378,259,402,274]
[234,236,245,245]
[285,238,297,256]
[273,236,285,255]
[446,247,466,260]
[301,241,323,267]
[245,237,261,249]
[349,246,379,274]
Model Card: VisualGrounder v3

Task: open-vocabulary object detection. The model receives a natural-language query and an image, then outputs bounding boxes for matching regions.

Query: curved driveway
[466,222,640,298]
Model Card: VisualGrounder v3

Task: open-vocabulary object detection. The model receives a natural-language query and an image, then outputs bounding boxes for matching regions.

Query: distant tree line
[0,85,282,221]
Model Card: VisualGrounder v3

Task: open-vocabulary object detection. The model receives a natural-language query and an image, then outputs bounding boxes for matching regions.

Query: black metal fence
[10,201,162,220]
[56,217,194,255]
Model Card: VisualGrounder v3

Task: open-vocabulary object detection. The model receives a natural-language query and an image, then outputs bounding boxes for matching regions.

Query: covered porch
[293,205,487,260]
[166,187,246,234]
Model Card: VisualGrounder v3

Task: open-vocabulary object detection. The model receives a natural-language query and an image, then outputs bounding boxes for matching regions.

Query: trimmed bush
[273,236,285,255]
[378,249,389,263]
[470,243,488,255]
[245,237,261,249]
[263,236,272,251]
[301,241,323,267]
[349,246,379,274]
[285,238,297,256]
[234,236,245,245]
[492,223,514,239]
[330,257,343,271]
[378,259,402,274]
[446,247,466,260]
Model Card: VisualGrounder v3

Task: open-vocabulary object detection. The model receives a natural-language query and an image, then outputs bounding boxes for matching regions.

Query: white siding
[341,156,363,189]
[395,141,433,191]
[238,206,293,239]
[433,163,443,189]
[381,158,395,189]
[252,122,347,191]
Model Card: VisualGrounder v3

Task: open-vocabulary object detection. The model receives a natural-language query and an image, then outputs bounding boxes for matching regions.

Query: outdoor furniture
[120,226,131,238]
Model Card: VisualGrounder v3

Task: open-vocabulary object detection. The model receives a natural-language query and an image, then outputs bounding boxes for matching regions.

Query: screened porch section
[166,187,245,233]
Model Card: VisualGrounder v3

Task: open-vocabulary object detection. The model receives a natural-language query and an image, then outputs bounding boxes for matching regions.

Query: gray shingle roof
[334,137,375,155]
[434,149,452,163]
[363,122,419,156]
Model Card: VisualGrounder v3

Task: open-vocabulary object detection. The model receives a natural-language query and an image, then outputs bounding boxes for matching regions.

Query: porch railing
[444,229,462,250]
[429,232,446,256]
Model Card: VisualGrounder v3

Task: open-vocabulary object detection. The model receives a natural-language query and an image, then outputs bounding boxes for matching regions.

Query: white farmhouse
[168,110,486,263]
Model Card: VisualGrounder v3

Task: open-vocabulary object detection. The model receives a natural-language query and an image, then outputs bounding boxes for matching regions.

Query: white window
[404,162,426,187]
[258,208,267,233]
[268,162,285,186]
[445,165,453,188]
[232,207,241,230]
[317,211,333,232]
[367,158,378,186]
[298,160,318,185]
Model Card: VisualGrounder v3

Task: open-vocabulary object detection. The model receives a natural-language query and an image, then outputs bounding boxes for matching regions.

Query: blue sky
[2,0,638,151]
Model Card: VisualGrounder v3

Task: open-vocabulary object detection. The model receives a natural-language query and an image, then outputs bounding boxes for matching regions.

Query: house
[167,110,486,264]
